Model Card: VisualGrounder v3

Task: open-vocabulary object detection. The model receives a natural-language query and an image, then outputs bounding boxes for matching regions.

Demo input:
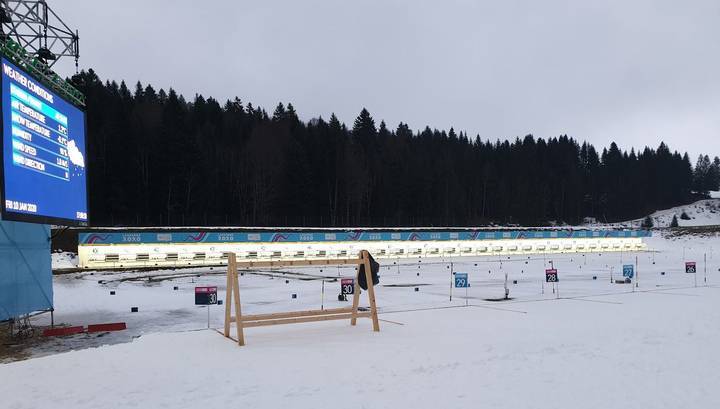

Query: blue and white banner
[79,229,651,245]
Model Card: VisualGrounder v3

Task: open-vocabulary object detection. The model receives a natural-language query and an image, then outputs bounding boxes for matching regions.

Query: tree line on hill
[69,70,720,227]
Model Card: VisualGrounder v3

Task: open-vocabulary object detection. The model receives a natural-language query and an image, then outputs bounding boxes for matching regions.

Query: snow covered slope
[643,199,720,227]
[590,198,720,228]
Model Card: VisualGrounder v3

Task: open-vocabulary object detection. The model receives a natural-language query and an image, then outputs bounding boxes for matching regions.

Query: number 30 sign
[341,278,355,295]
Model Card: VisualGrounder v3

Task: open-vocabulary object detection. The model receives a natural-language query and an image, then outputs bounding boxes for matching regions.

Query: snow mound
[587,199,720,228]
[642,199,720,228]
[52,252,78,270]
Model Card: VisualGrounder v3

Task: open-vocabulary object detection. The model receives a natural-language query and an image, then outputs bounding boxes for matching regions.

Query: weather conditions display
[1,57,88,226]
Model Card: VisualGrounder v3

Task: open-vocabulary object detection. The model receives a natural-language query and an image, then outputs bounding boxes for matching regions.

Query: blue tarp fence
[0,219,52,321]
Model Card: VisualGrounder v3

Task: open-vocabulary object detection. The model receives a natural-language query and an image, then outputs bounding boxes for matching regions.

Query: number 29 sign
[454,273,469,288]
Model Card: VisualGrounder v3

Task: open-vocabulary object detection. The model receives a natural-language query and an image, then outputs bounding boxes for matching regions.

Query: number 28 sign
[545,269,558,283]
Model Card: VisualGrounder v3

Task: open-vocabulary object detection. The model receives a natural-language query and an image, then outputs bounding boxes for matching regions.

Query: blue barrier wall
[0,220,52,321]
[79,229,651,246]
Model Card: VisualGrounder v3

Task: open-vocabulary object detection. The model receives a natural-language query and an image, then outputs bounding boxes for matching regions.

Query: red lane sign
[341,278,355,295]
[545,269,558,283]
[195,286,218,305]
[685,262,697,274]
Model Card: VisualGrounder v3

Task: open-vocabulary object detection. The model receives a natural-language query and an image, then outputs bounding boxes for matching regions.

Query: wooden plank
[240,307,354,322]
[230,254,245,346]
[363,250,381,332]
[42,326,85,337]
[234,258,363,269]
[223,254,233,338]
[242,312,372,328]
[87,322,127,333]
[350,251,362,326]
[230,307,356,322]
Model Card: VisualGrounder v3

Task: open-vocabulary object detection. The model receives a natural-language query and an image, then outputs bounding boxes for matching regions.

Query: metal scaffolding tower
[0,0,79,69]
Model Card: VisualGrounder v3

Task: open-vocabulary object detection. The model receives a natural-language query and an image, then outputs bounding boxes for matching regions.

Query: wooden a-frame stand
[223,250,380,346]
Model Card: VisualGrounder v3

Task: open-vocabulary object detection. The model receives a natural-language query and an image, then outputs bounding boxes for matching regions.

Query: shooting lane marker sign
[196,286,218,329]
[454,273,469,288]
[623,264,634,279]
[455,272,469,306]
[195,286,218,305]
[686,261,697,287]
[545,268,559,298]
[341,278,355,295]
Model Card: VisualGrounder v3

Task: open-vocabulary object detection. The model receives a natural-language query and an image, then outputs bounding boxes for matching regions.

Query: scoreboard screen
[0,57,88,226]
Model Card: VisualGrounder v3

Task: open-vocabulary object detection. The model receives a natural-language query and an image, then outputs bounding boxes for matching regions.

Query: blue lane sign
[455,273,469,288]
[623,265,634,279]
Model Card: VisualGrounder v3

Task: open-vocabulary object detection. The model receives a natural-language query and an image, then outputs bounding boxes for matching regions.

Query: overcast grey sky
[55,0,719,159]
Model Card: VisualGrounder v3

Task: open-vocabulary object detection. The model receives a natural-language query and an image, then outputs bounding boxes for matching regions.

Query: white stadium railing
[77,237,647,270]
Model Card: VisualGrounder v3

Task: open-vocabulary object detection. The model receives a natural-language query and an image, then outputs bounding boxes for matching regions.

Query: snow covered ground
[3,232,720,408]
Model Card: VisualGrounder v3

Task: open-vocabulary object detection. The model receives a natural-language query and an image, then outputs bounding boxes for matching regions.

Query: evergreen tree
[272,102,286,121]
[67,69,712,228]
[352,108,376,139]
[641,216,654,228]
[693,154,714,194]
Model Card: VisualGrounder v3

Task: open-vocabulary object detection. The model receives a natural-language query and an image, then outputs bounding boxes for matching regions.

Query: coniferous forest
[69,70,720,227]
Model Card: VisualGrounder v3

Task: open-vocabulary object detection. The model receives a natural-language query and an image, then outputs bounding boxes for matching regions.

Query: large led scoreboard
[0,57,88,226]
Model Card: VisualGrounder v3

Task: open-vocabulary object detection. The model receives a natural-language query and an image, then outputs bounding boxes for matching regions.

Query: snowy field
[2,231,720,408]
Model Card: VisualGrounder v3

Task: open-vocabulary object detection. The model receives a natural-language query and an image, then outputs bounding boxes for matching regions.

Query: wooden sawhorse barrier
[223,250,380,346]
